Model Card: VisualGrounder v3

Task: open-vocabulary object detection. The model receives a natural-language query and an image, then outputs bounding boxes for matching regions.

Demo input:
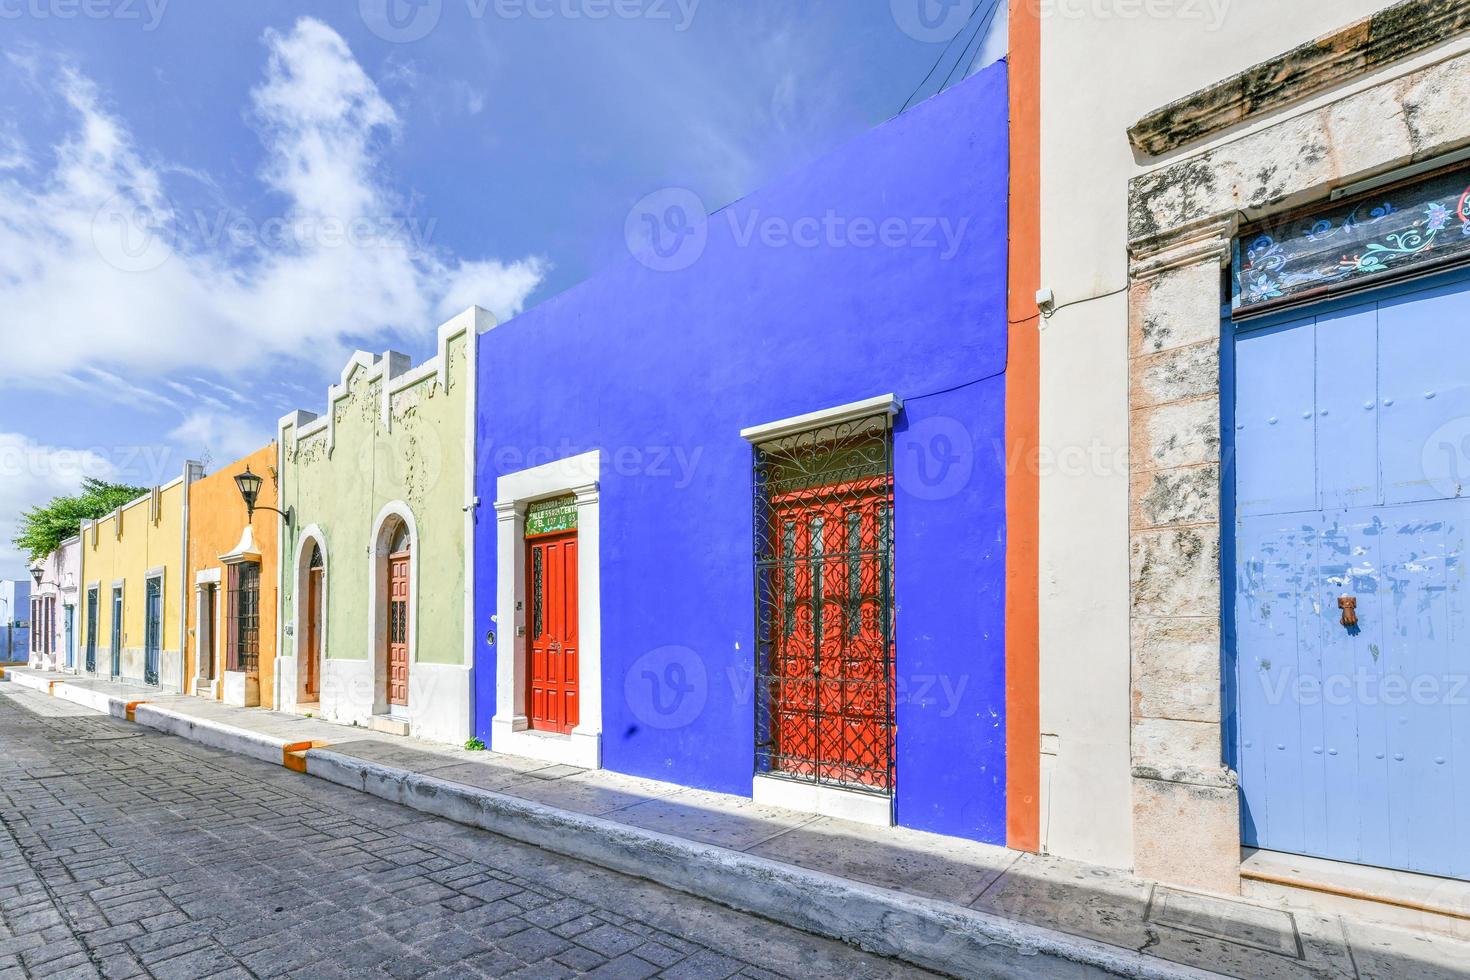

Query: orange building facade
[184,445,279,708]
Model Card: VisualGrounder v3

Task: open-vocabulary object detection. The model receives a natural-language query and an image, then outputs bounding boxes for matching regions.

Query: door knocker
[1337,596,1358,629]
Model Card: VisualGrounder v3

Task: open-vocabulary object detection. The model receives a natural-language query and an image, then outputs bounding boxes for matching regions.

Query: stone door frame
[1126,45,1470,895]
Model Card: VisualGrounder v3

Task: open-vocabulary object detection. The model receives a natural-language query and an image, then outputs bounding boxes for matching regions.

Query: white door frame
[490,449,603,769]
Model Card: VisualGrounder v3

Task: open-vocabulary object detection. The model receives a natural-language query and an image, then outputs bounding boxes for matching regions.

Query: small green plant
[304,712,313,719]
[464,736,486,751]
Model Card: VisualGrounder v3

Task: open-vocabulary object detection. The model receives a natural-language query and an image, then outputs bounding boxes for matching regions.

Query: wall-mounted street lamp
[29,565,43,588]
[233,465,294,527]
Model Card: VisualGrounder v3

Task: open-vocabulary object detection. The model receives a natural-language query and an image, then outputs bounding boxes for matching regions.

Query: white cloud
[73,367,179,413]
[0,17,547,386]
[168,411,266,470]
[436,256,549,324]
[0,432,115,579]
[0,124,27,171]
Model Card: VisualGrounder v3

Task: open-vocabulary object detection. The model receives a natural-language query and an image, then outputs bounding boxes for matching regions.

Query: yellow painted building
[78,463,202,690]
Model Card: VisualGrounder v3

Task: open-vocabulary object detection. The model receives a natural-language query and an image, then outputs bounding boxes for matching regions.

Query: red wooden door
[769,477,893,789]
[387,551,410,707]
[305,566,322,698]
[526,531,578,734]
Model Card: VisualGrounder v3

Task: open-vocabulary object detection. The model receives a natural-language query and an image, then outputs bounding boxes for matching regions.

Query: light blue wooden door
[1233,276,1470,880]
[110,589,122,679]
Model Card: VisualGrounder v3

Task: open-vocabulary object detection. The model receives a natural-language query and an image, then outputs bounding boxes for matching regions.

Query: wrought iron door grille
[229,563,260,674]
[144,578,162,686]
[753,412,895,796]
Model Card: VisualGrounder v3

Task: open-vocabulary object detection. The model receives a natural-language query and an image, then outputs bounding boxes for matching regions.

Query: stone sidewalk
[3,668,1466,979]
[0,687,936,980]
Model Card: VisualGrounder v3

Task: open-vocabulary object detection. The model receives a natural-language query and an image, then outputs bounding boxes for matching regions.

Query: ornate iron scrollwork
[752,413,896,796]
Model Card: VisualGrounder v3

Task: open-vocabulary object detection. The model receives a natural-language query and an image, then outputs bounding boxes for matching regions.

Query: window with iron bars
[144,577,162,686]
[85,589,97,673]
[753,412,896,796]
[227,562,261,673]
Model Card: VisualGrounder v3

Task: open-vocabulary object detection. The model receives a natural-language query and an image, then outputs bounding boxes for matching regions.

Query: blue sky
[0,0,1006,578]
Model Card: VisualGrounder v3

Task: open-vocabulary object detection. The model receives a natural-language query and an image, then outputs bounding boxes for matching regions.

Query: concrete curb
[3,671,291,759]
[308,748,1216,980]
[7,670,308,768]
[130,705,295,767]
[5,669,136,719]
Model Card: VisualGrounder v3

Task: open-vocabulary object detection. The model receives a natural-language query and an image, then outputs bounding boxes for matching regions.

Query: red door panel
[387,552,410,707]
[527,531,579,734]
[768,477,893,790]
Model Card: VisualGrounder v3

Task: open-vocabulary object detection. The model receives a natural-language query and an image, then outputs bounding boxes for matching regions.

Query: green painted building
[275,307,490,743]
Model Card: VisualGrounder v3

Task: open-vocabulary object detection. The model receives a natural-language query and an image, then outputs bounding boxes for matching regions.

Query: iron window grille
[110,590,123,679]
[85,589,97,673]
[531,546,544,639]
[753,412,896,796]
[144,577,162,686]
[228,563,260,674]
[390,589,407,647]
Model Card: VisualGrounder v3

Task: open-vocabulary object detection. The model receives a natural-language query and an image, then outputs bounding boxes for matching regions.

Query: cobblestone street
[0,688,932,980]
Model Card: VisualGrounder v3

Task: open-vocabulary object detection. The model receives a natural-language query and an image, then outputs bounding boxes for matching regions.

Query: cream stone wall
[1034,0,1467,870]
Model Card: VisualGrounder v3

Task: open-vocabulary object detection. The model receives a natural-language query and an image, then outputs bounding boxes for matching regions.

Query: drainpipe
[180,460,202,694]
[275,437,285,711]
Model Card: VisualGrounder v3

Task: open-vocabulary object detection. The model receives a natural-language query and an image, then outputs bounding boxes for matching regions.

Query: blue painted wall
[474,61,1010,843]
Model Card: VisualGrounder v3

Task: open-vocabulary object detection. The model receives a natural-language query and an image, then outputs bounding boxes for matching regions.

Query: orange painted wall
[185,445,279,707]
[1006,0,1042,853]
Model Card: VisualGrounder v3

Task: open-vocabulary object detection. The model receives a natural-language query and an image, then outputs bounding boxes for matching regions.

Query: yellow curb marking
[283,740,330,773]
[124,701,149,722]
[48,680,63,696]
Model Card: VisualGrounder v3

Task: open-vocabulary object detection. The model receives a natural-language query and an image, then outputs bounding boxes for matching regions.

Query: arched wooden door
[386,528,411,708]
[304,544,323,700]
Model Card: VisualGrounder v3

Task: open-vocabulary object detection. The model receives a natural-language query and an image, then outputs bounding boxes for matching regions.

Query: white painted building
[29,538,81,672]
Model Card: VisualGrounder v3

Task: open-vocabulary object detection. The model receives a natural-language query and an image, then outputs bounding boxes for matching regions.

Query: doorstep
[368,713,410,737]
[1243,847,1470,940]
[5,667,1470,978]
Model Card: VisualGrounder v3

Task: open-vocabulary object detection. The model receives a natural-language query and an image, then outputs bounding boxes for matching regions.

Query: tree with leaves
[12,478,150,566]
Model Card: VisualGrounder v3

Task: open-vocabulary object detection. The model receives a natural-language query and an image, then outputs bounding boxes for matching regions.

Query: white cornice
[277,306,497,454]
[740,394,902,444]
